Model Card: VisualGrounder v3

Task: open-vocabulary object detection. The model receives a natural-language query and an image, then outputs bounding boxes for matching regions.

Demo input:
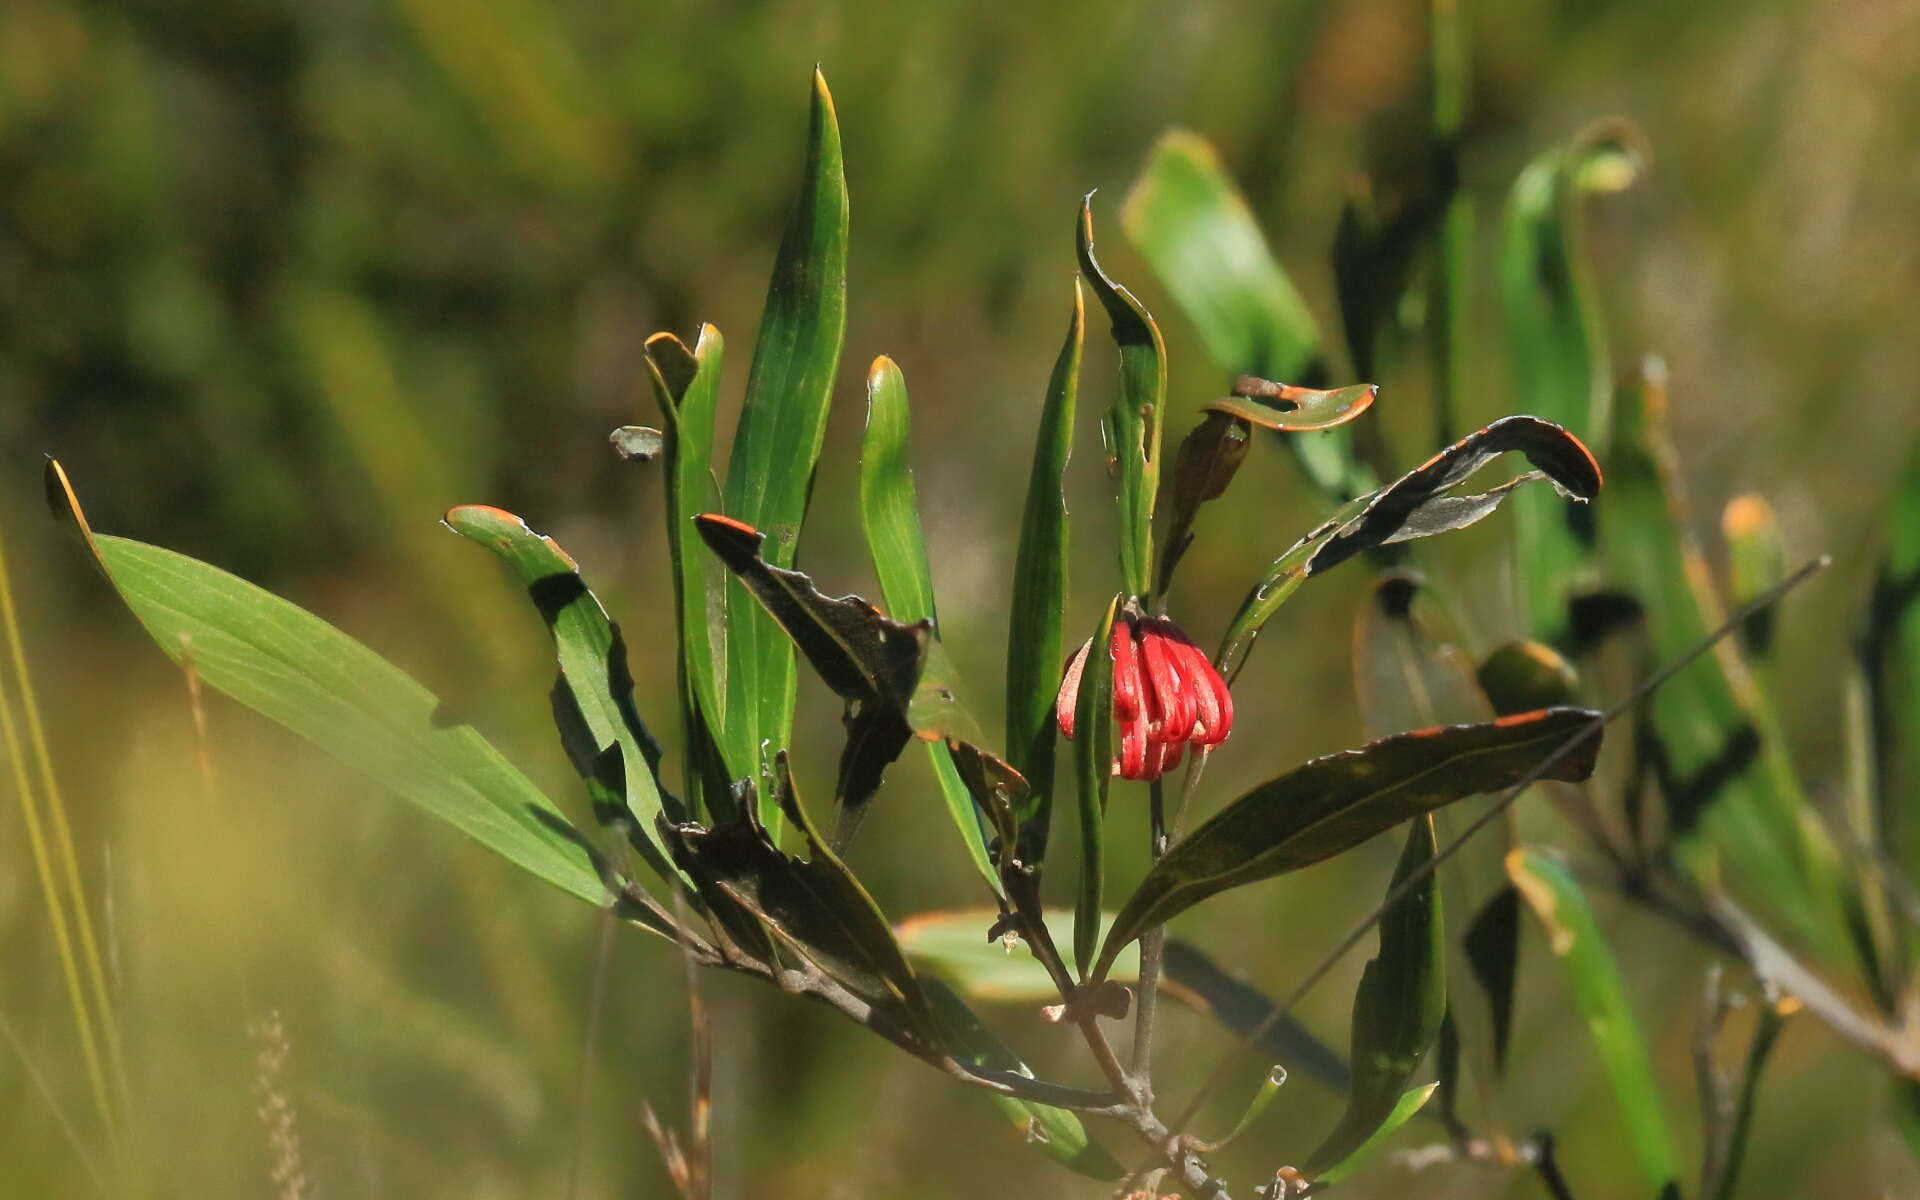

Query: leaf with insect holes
[665,754,938,1047]
[1501,120,1645,639]
[1006,283,1084,871]
[1219,416,1603,680]
[45,460,608,906]
[444,504,682,886]
[1302,818,1445,1179]
[920,978,1127,1181]
[858,357,997,890]
[719,68,849,830]
[1078,199,1166,599]
[644,325,737,821]
[1091,708,1603,981]
[1509,847,1681,1195]
[1122,130,1368,502]
[1206,379,1376,434]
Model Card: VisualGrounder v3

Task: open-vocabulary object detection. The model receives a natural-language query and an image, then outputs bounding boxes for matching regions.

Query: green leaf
[920,978,1127,1181]
[1158,411,1252,595]
[665,753,937,1048]
[1722,494,1788,660]
[1121,130,1367,502]
[1301,818,1445,1179]
[1072,597,1120,980]
[1310,1083,1438,1185]
[858,356,998,894]
[643,325,736,818]
[1204,379,1376,433]
[1219,416,1603,680]
[46,461,607,906]
[1477,641,1580,716]
[444,505,680,883]
[1092,708,1603,981]
[1077,198,1166,599]
[719,68,850,828]
[896,908,1140,1002]
[1160,939,1351,1091]
[1507,846,1681,1195]
[1600,366,1846,959]
[1500,120,1645,641]
[1869,438,1920,884]
[1005,282,1083,869]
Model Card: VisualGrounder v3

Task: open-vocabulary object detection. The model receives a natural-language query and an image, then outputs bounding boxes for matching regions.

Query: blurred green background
[5,0,1919,1195]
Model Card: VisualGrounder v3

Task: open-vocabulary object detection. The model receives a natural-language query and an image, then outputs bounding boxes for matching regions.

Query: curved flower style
[1055,615,1234,781]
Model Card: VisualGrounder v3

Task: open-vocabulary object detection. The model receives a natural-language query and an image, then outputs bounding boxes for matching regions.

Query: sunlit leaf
[1310,1083,1438,1186]
[1219,416,1602,680]
[644,325,736,818]
[1092,708,1602,980]
[1507,846,1680,1195]
[1301,818,1445,1179]
[1501,120,1645,641]
[1005,283,1083,872]
[921,979,1126,1181]
[444,504,680,883]
[1122,130,1367,501]
[858,357,998,893]
[719,68,850,828]
[897,908,1139,1002]
[1477,640,1580,716]
[46,460,608,906]
[1073,597,1120,979]
[1205,379,1376,434]
[1077,199,1166,599]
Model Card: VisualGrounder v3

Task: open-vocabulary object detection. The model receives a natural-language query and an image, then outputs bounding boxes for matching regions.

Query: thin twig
[0,1006,109,1196]
[1131,778,1170,1086]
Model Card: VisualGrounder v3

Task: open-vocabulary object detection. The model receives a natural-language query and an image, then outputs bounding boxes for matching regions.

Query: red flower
[1055,615,1234,781]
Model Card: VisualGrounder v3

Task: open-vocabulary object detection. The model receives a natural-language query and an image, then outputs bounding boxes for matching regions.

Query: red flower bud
[1054,613,1233,781]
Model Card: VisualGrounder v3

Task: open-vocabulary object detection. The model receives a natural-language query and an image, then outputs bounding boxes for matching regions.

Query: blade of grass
[720,68,849,829]
[1006,282,1084,870]
[858,357,997,893]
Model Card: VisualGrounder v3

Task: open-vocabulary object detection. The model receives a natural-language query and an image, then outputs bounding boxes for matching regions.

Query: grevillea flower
[1055,615,1234,781]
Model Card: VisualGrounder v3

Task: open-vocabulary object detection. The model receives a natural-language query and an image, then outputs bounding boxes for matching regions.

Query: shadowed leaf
[1092,708,1602,980]
[1073,597,1120,979]
[1867,439,1920,882]
[46,460,608,905]
[1508,846,1680,1195]
[1301,818,1445,1180]
[719,68,850,829]
[445,504,680,884]
[1478,641,1580,716]
[1159,939,1350,1091]
[859,357,998,892]
[1723,494,1788,659]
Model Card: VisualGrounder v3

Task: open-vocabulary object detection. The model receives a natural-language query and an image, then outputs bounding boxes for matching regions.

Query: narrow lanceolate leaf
[1074,597,1121,980]
[1302,818,1445,1180]
[697,516,968,848]
[896,908,1140,1002]
[921,978,1127,1181]
[859,357,997,892]
[720,68,850,823]
[1311,1084,1438,1185]
[1500,121,1645,642]
[444,505,680,883]
[1078,199,1166,599]
[665,754,938,1050]
[1158,411,1252,594]
[1868,439,1920,882]
[1205,379,1376,434]
[1122,130,1368,502]
[46,461,607,905]
[644,326,736,819]
[1508,847,1681,1195]
[1601,365,1847,960]
[1092,708,1603,981]
[1219,416,1603,680]
[1006,283,1083,869]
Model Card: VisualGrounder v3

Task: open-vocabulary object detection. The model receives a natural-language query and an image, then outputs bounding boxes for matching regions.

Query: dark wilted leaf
[1073,597,1121,979]
[1005,283,1084,871]
[1219,416,1602,680]
[1478,641,1580,716]
[719,68,850,824]
[1092,708,1603,980]
[644,326,736,819]
[921,978,1127,1181]
[1160,939,1350,1091]
[859,357,997,891]
[1077,198,1166,599]
[1158,410,1253,596]
[444,505,680,883]
[1122,130,1368,501]
[45,461,608,906]
[1501,120,1644,640]
[665,754,937,1048]
[1509,847,1681,1195]
[1301,818,1445,1180]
